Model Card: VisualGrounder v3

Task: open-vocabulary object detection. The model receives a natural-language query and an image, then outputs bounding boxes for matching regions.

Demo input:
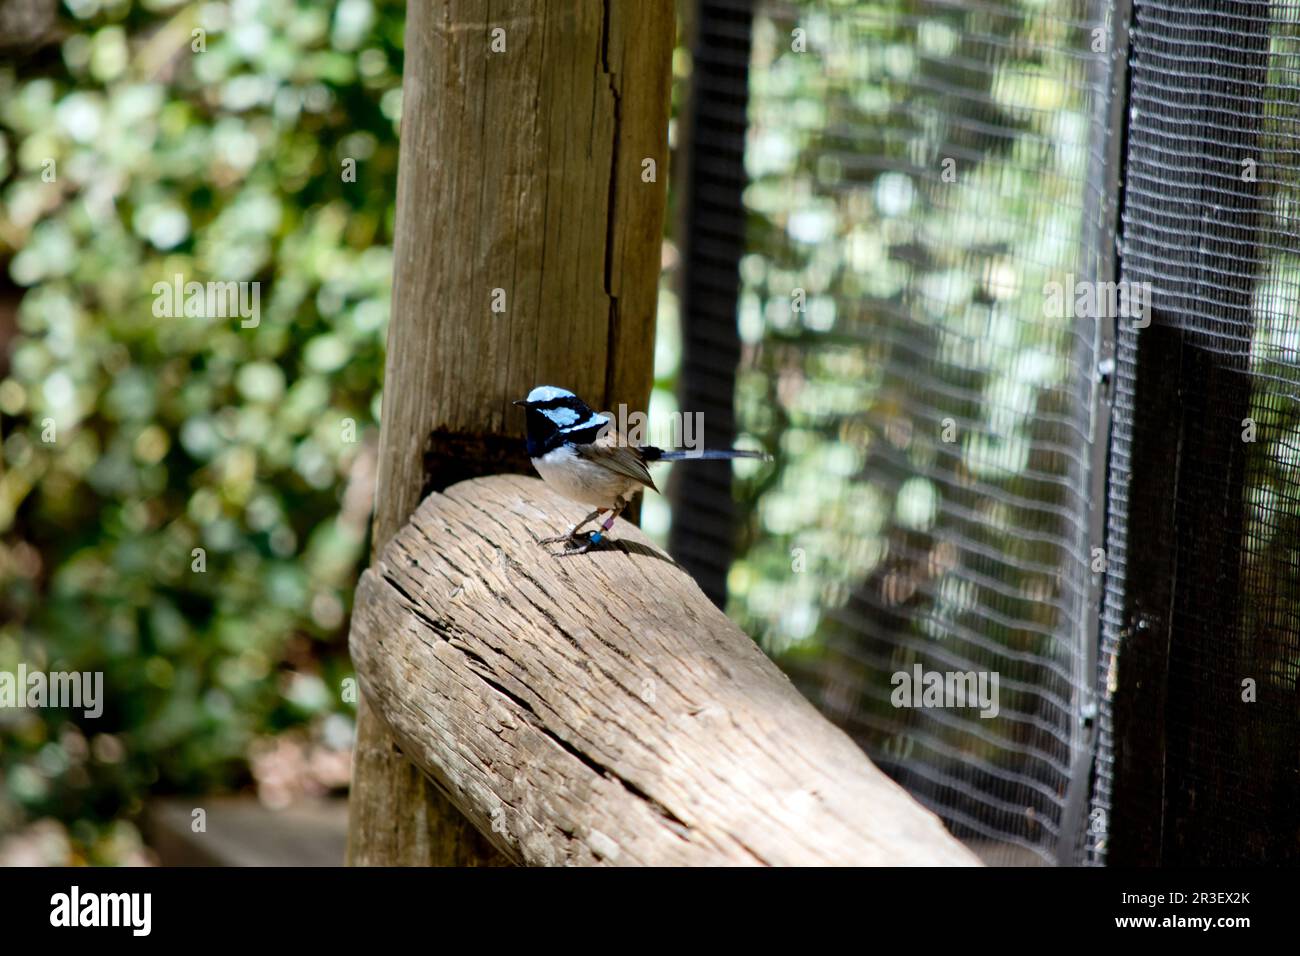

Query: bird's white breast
[531,445,639,509]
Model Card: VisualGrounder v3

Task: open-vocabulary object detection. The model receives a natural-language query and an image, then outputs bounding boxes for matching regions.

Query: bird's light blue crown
[525,385,576,404]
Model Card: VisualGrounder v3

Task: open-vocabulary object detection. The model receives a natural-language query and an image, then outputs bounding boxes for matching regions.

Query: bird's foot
[536,528,577,545]
[548,530,605,557]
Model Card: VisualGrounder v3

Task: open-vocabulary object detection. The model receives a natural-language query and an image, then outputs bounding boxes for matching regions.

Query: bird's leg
[537,508,606,545]
[551,498,630,557]
[559,498,629,553]
[597,500,627,534]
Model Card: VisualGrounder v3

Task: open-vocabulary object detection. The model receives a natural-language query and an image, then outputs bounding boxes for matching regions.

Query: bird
[513,385,769,554]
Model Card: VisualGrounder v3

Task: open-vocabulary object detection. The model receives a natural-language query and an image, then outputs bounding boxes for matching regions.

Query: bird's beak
[512,399,527,407]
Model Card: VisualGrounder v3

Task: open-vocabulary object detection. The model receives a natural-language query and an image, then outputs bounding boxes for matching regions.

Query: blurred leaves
[0,0,404,859]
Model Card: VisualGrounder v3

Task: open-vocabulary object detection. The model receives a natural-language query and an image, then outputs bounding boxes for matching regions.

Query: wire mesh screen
[712,0,1116,864]
[1091,0,1300,865]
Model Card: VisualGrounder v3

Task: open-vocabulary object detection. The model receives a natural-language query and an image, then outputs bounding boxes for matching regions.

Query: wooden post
[347,0,675,865]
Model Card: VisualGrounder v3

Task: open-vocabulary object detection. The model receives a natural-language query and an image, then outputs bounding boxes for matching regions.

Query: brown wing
[576,427,659,492]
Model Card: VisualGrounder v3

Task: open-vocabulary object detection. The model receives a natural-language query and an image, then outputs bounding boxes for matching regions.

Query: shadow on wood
[349,474,980,866]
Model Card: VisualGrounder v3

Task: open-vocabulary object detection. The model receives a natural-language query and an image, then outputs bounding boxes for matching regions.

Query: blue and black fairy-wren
[514,385,768,554]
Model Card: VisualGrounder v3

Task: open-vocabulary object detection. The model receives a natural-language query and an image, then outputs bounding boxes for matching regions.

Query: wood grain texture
[350,474,982,866]
[348,0,673,865]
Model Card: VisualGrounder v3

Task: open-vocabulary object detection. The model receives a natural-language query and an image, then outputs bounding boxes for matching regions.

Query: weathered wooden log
[349,474,981,866]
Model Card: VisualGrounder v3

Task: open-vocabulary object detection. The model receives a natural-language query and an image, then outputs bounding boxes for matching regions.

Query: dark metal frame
[670,0,756,608]
[1067,0,1133,868]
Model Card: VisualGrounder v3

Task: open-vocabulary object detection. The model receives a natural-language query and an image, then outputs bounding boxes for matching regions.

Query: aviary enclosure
[346,0,1300,867]
[0,0,1297,868]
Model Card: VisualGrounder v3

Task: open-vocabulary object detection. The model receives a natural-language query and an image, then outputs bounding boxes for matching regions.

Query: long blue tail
[643,447,771,462]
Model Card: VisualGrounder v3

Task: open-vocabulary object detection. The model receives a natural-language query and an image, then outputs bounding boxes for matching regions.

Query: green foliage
[0,0,405,860]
